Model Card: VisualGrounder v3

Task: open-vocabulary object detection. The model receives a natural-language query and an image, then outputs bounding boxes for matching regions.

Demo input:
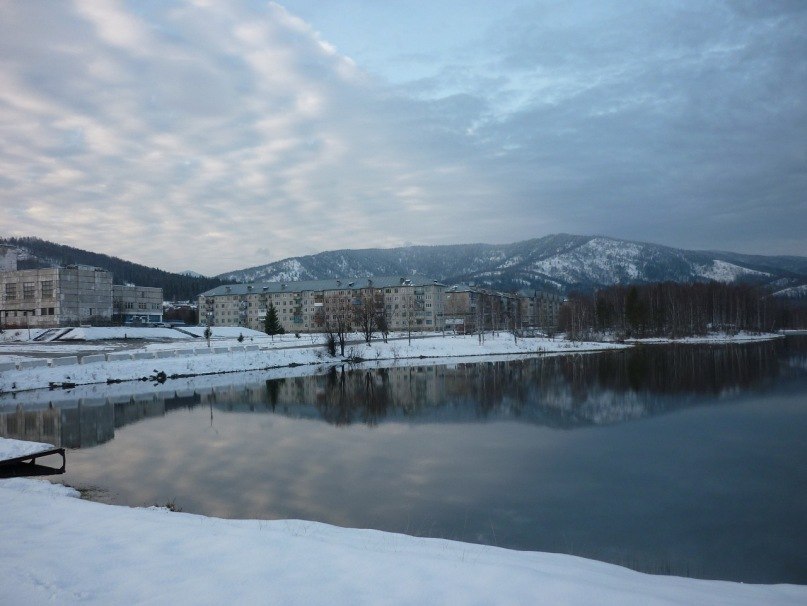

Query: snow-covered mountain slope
[218,235,807,293]
[773,284,807,299]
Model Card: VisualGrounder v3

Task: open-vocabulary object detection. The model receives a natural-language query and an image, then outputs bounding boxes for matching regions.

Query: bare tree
[443,291,469,335]
[376,308,390,343]
[356,290,380,345]
[317,292,353,356]
[400,290,424,345]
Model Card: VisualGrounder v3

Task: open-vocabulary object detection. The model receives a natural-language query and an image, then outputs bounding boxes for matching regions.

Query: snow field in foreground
[0,478,803,606]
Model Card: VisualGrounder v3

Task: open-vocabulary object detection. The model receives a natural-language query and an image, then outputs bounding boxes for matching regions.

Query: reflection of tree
[272,340,787,428]
[265,378,285,410]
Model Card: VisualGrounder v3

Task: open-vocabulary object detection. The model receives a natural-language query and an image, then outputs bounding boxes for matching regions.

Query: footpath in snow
[0,477,803,606]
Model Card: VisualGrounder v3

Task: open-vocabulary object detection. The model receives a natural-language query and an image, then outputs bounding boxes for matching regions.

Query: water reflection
[0,340,796,447]
[1,339,804,584]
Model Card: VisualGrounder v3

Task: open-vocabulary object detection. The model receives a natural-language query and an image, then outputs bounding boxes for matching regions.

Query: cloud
[0,1,499,273]
[0,1,804,275]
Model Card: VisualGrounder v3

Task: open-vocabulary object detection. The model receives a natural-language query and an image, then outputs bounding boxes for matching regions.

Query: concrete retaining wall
[17,359,49,370]
[80,354,106,365]
[49,356,79,367]
[106,352,132,362]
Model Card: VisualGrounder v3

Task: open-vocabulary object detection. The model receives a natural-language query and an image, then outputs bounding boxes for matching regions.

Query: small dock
[0,438,66,478]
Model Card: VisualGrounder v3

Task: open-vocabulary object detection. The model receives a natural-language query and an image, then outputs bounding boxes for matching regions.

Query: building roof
[199,275,445,298]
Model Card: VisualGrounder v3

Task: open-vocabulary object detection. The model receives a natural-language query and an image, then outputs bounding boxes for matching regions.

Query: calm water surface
[2,337,805,583]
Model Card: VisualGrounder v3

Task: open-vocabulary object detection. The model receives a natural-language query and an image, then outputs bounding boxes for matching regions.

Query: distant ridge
[0,237,233,301]
[217,234,807,294]
[4,235,805,299]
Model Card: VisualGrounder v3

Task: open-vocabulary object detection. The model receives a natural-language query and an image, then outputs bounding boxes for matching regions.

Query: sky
[1,0,805,275]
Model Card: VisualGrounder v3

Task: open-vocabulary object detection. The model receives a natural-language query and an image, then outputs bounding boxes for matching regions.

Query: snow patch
[696,260,770,283]
[0,437,55,460]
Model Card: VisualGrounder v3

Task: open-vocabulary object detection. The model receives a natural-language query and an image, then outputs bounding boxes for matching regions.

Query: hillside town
[198,276,562,335]
[1,244,563,336]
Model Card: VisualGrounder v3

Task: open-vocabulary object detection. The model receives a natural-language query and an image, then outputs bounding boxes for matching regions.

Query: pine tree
[264,303,285,337]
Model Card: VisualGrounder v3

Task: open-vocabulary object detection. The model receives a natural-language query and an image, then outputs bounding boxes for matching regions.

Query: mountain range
[217,234,807,295]
[3,235,805,298]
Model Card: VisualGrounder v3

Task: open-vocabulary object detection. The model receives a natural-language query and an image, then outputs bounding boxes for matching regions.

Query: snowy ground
[0,478,803,606]
[0,333,627,393]
[625,331,785,345]
[0,327,787,394]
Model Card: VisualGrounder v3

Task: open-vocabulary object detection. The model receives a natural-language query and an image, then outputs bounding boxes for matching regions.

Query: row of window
[1,307,55,317]
[3,281,54,301]
[113,301,160,310]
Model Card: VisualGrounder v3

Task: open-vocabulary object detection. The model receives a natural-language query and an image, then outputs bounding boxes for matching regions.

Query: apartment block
[443,285,562,333]
[519,289,564,331]
[198,276,446,333]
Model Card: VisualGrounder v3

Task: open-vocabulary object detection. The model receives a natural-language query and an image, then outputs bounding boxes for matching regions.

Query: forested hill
[218,234,807,294]
[1,237,232,301]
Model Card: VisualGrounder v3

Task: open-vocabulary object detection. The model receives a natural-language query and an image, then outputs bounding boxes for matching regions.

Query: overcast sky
[1,1,805,274]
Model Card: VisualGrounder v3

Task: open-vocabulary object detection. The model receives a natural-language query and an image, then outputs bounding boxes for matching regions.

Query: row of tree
[559,282,806,339]
[315,291,392,356]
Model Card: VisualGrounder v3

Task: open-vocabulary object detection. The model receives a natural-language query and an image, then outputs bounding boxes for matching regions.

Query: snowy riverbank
[0,477,803,605]
[625,331,786,345]
[0,328,788,394]
[0,333,627,394]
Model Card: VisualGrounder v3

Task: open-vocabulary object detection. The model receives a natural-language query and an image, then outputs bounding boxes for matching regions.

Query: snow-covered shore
[0,477,803,606]
[0,333,627,394]
[625,331,786,345]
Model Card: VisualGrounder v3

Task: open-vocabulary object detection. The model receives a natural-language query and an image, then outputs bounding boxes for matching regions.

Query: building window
[41,280,54,299]
[23,282,35,300]
[139,303,147,310]
[5,283,16,301]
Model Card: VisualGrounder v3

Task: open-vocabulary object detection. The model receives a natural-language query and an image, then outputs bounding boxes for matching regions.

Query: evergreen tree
[264,303,285,337]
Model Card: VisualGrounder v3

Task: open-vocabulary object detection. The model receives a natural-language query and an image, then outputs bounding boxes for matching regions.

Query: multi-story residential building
[519,289,564,331]
[443,285,524,333]
[198,276,446,333]
[112,285,164,325]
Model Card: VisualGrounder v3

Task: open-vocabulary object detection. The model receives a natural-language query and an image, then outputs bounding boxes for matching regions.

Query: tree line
[558,281,807,339]
[2,236,233,301]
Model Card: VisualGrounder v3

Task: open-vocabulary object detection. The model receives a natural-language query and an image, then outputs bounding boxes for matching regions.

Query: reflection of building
[0,342,780,440]
[0,405,61,445]
[0,249,163,328]
[0,392,201,449]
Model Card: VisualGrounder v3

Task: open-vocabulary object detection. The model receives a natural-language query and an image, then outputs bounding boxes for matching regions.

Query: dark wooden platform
[0,447,66,478]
